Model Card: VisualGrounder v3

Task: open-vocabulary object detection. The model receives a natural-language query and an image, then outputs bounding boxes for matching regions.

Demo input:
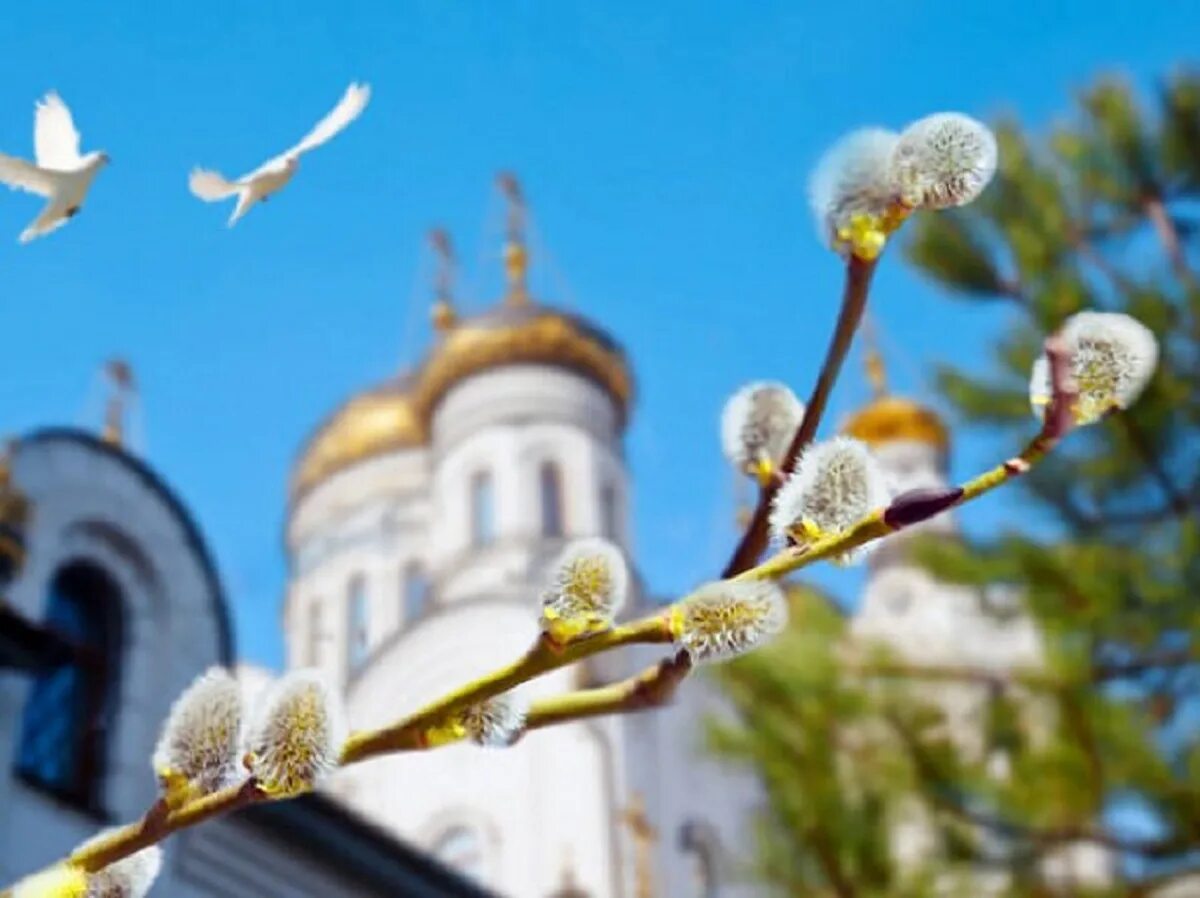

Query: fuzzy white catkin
[809,128,900,246]
[84,850,162,898]
[152,666,243,795]
[73,831,162,898]
[12,865,88,898]
[720,382,804,474]
[540,537,629,639]
[1030,311,1159,425]
[770,437,890,560]
[674,580,788,665]
[459,693,529,747]
[890,112,997,210]
[244,669,346,798]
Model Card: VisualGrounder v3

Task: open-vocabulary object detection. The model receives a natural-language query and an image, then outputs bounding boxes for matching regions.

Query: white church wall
[0,435,228,886]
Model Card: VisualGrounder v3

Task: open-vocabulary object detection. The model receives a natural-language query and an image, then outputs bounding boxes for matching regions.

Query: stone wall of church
[0,433,227,886]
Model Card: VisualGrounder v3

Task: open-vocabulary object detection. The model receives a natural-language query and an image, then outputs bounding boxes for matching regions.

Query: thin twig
[723,255,878,576]
[0,336,1082,893]
[523,653,693,732]
[736,334,1078,583]
[1116,414,1190,515]
[1145,195,1197,289]
[340,615,675,763]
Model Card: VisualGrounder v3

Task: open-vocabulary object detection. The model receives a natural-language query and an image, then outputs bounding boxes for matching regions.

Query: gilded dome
[413,303,633,422]
[843,395,950,451]
[292,376,427,497]
[291,175,634,502]
[290,305,632,501]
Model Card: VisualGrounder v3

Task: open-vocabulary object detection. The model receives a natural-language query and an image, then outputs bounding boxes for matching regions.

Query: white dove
[0,92,110,243]
[189,82,371,227]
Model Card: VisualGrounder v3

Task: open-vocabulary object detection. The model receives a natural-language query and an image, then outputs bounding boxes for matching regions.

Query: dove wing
[34,92,83,170]
[0,153,54,196]
[279,82,371,162]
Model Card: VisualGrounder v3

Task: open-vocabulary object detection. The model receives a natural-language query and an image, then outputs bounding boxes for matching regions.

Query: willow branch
[340,614,675,763]
[523,652,694,732]
[1,331,1082,894]
[723,255,878,577]
[736,334,1078,584]
[0,780,266,897]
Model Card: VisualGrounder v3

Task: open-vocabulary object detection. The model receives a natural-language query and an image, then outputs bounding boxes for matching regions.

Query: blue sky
[0,2,1195,667]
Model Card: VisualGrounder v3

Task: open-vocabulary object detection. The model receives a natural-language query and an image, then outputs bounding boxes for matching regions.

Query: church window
[470,471,495,547]
[347,575,369,673]
[601,482,619,541]
[402,561,429,624]
[539,461,565,538]
[433,825,486,880]
[679,819,721,898]
[16,561,123,814]
[306,602,322,666]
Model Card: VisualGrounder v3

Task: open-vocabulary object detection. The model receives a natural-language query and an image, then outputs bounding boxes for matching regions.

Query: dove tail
[227,189,254,227]
[189,168,239,202]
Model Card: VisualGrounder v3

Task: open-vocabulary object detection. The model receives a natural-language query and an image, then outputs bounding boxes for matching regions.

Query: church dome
[289,175,634,502]
[413,303,633,424]
[843,395,950,451]
[841,335,950,452]
[291,375,426,498]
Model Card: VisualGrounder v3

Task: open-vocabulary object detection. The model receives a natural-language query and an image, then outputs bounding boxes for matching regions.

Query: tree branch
[723,255,879,577]
[1145,195,1197,289]
[736,334,1078,584]
[523,652,693,732]
[340,614,675,763]
[1116,414,1191,516]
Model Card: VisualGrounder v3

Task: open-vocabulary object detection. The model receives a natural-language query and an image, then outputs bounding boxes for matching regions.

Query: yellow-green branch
[738,334,1077,584]
[0,331,1079,894]
[724,254,879,577]
[340,614,675,763]
[524,653,694,732]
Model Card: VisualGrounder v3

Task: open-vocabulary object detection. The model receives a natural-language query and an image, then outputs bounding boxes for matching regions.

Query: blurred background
[0,2,1196,896]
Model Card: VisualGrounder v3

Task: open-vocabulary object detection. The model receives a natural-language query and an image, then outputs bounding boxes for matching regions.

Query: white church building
[0,175,1047,897]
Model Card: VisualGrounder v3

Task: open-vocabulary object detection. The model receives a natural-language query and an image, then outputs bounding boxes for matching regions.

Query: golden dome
[291,175,633,502]
[843,395,950,451]
[290,306,632,501]
[413,304,634,422]
[292,379,427,497]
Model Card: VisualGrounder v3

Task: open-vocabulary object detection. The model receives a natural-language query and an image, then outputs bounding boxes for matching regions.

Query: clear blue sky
[0,2,1194,668]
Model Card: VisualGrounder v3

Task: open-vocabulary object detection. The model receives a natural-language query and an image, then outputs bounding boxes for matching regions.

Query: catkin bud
[1030,311,1159,425]
[540,538,629,643]
[12,866,88,898]
[152,667,243,800]
[459,693,529,747]
[720,382,804,481]
[770,436,889,563]
[72,832,162,898]
[84,850,161,898]
[671,580,787,664]
[244,670,345,798]
[890,112,997,210]
[809,128,903,258]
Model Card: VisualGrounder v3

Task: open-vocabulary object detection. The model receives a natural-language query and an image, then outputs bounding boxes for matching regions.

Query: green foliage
[712,73,1200,896]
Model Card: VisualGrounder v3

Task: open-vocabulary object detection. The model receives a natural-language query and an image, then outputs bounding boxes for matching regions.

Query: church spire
[621,793,658,898]
[497,171,529,305]
[101,358,136,447]
[429,227,458,332]
[0,438,30,585]
[862,315,889,399]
